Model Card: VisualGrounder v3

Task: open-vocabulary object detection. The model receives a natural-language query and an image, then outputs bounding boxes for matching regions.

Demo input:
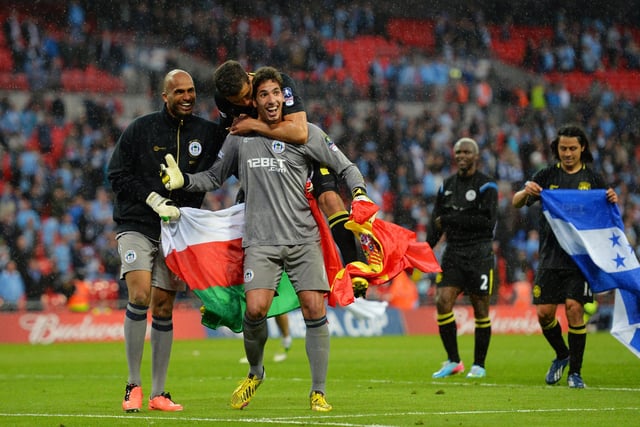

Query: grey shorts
[116,231,186,292]
[243,243,330,293]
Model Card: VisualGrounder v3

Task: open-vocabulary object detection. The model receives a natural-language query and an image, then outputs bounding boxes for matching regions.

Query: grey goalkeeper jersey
[184,123,365,247]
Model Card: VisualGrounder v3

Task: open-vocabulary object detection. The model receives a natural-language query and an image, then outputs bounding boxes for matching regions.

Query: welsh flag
[160,204,299,333]
[332,199,442,299]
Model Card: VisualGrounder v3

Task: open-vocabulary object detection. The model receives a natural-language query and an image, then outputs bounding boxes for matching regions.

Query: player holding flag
[512,124,618,388]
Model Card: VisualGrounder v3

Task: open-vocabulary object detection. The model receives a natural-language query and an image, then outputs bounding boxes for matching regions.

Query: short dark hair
[251,66,283,98]
[213,60,249,98]
[550,124,594,163]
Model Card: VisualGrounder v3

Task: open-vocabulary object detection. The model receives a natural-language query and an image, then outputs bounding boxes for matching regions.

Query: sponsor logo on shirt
[247,157,287,173]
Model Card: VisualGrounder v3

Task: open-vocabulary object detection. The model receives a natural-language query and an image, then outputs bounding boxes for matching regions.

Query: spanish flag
[331,199,442,303]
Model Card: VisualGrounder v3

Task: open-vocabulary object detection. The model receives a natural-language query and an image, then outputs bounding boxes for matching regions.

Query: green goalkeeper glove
[146,191,180,222]
[161,154,184,190]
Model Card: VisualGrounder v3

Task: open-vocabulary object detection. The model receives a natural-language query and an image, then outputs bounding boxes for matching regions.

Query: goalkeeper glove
[351,187,371,202]
[146,191,180,222]
[161,154,184,190]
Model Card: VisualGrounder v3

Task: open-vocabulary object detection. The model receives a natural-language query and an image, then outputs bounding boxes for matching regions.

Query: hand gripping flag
[332,199,442,300]
[541,189,640,357]
[160,204,299,332]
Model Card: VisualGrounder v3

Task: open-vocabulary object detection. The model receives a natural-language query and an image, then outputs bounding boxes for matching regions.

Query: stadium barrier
[0,304,564,344]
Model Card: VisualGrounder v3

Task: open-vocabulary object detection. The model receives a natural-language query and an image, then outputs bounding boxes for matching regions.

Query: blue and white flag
[542,189,640,357]
[611,289,640,358]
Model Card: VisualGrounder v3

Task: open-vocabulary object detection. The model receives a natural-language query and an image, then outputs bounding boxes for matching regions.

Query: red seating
[597,70,640,100]
[61,68,86,91]
[0,48,14,72]
[0,71,28,90]
[231,17,271,39]
[248,18,271,39]
[322,36,402,89]
[545,71,595,97]
[545,70,640,100]
[491,39,526,65]
[61,68,126,93]
[386,18,435,50]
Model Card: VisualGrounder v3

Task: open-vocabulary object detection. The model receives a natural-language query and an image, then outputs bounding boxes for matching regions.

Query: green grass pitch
[0,332,638,426]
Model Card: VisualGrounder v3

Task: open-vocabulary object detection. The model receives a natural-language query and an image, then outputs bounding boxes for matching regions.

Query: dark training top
[108,105,225,239]
[427,170,498,250]
[526,162,607,270]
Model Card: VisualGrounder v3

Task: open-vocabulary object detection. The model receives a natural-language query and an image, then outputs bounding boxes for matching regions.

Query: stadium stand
[0,1,639,318]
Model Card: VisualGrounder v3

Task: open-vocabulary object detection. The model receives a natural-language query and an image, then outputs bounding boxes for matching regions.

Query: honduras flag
[542,189,640,358]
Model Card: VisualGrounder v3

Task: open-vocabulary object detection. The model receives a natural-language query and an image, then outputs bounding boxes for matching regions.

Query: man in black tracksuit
[427,137,498,380]
[108,69,226,412]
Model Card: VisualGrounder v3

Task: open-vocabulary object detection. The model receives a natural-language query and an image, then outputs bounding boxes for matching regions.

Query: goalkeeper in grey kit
[160,66,368,411]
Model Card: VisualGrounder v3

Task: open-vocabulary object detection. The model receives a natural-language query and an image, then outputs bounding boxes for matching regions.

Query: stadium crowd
[1,1,639,312]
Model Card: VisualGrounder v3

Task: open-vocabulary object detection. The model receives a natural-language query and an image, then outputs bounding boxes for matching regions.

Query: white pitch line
[1,407,639,426]
[0,413,394,427]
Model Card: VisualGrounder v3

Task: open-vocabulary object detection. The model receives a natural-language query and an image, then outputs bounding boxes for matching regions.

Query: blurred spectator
[3,8,26,72]
[94,28,126,75]
[622,32,640,69]
[0,260,25,311]
[556,41,576,72]
[67,0,86,44]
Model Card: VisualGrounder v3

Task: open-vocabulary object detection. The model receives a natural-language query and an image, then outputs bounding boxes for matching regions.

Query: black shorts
[436,245,495,296]
[532,268,594,305]
[311,162,339,198]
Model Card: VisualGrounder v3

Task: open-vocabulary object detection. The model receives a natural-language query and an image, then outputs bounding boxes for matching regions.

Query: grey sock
[243,313,268,378]
[124,303,148,386]
[150,315,173,398]
[305,316,330,394]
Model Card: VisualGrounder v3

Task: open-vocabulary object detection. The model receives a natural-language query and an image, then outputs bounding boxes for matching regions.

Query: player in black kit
[512,124,618,388]
[427,137,498,380]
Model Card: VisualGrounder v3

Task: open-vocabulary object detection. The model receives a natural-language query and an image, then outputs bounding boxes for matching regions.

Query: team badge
[533,285,541,298]
[272,140,285,154]
[124,250,137,264]
[244,269,254,282]
[578,182,591,190]
[188,140,202,157]
[465,189,477,201]
[283,87,294,106]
